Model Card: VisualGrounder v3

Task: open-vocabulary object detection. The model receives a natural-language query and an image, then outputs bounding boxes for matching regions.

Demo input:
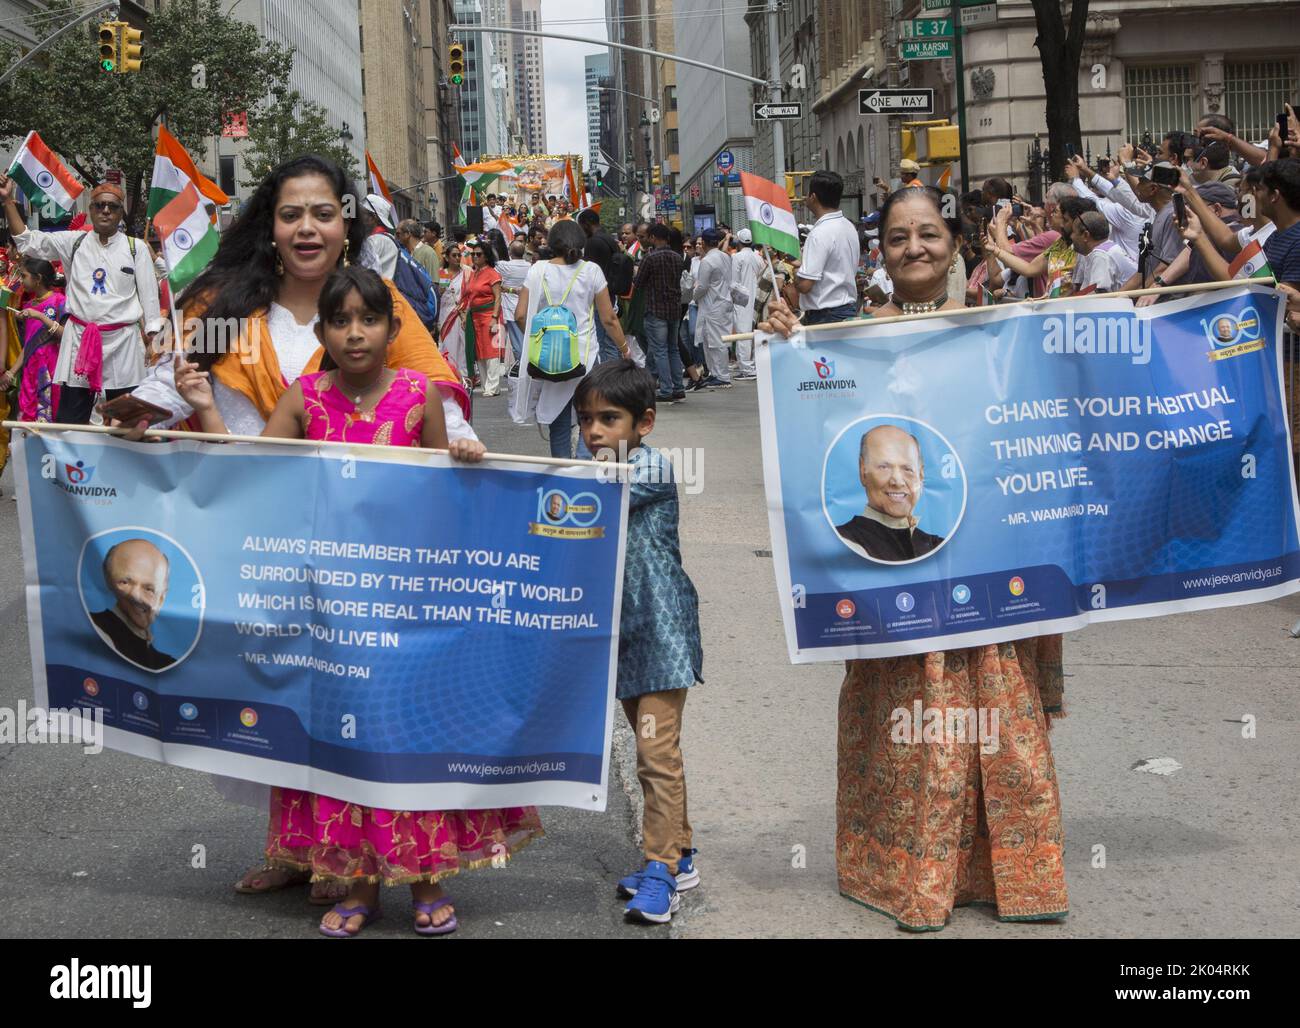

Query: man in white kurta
[692,229,734,386]
[729,230,765,378]
[1,179,161,423]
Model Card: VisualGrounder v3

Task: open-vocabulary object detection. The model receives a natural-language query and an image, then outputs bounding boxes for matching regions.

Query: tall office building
[454,0,507,158]
[359,0,429,221]
[420,0,464,219]
[585,53,609,172]
[509,0,546,152]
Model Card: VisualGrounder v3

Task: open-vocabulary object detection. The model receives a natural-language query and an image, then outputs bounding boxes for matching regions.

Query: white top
[359,233,399,280]
[1072,245,1128,293]
[16,227,163,390]
[693,247,733,322]
[131,301,476,441]
[797,210,859,311]
[731,247,764,307]
[511,259,608,426]
[496,258,531,321]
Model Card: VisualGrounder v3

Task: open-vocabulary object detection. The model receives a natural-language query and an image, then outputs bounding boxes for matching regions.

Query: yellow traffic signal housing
[784,173,796,199]
[901,128,917,163]
[120,26,142,74]
[98,21,119,73]
[651,167,661,186]
[448,42,465,86]
[928,125,960,161]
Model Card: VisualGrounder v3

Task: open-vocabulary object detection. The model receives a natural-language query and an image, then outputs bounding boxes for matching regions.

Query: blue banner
[13,432,628,810]
[757,285,1300,661]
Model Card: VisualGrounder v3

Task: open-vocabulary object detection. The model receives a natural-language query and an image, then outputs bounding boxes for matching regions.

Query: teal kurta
[616,445,704,700]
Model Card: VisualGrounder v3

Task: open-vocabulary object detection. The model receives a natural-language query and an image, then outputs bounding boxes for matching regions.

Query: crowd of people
[1,112,1295,937]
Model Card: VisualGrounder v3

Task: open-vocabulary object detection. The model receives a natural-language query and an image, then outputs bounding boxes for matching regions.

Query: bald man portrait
[89,538,177,671]
[836,425,945,562]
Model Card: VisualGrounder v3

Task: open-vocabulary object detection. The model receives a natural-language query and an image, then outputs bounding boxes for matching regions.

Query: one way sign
[753,102,803,121]
[858,88,935,115]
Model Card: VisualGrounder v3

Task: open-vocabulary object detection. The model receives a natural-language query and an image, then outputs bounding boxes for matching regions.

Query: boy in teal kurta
[575,360,703,924]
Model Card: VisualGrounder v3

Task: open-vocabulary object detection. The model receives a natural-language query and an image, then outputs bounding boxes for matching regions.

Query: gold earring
[342,238,350,268]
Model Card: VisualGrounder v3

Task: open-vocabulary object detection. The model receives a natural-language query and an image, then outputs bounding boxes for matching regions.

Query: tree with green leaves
[0,0,291,229]
[241,87,360,189]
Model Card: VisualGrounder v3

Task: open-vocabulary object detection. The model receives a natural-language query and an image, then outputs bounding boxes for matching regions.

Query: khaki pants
[621,688,692,873]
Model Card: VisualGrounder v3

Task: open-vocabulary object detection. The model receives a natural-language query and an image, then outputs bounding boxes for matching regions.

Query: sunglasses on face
[90,201,122,213]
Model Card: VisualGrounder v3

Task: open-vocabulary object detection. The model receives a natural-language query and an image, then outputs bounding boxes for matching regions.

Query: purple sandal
[413,896,458,936]
[319,902,382,938]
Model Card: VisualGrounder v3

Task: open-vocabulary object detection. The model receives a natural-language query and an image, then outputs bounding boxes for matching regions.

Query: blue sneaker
[624,861,679,924]
[618,849,700,896]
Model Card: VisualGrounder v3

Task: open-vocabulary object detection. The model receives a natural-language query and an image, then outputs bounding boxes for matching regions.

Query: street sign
[713,172,741,186]
[858,88,935,116]
[960,2,997,27]
[716,150,734,171]
[753,101,803,121]
[922,0,949,8]
[901,17,952,38]
[901,39,953,60]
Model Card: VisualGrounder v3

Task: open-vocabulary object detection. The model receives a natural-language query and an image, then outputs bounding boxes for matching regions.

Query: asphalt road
[2,375,1298,938]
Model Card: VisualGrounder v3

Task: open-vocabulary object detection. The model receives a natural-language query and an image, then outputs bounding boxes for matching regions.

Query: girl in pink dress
[177,266,543,937]
[0,257,64,421]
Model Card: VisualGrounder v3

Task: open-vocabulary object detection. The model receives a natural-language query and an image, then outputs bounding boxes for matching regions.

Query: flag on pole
[147,124,228,222]
[366,151,392,202]
[740,171,801,257]
[562,159,579,205]
[1228,237,1273,280]
[154,181,220,292]
[6,131,83,221]
[937,165,952,190]
[452,146,515,193]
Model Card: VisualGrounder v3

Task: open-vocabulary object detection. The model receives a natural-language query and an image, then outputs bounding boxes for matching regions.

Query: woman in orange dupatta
[761,186,1069,932]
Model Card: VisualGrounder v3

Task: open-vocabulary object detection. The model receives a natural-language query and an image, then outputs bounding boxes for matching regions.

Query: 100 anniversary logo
[529,488,605,539]
[1201,306,1264,361]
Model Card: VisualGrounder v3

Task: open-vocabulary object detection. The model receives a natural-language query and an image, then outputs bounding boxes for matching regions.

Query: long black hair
[179,154,367,371]
[548,220,586,264]
[482,227,508,262]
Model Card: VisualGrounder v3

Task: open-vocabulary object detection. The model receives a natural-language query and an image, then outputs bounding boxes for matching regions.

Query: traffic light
[120,25,142,74]
[98,21,119,73]
[784,173,795,199]
[651,167,661,186]
[448,42,465,86]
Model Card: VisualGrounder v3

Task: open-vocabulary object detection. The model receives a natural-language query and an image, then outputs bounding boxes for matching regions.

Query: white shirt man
[1070,173,1145,261]
[794,173,860,323]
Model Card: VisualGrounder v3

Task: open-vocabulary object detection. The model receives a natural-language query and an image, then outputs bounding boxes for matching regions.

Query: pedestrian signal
[120,26,143,74]
[98,22,119,73]
[449,42,465,86]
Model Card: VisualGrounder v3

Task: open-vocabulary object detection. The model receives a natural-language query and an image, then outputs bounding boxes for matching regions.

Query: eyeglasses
[90,201,122,213]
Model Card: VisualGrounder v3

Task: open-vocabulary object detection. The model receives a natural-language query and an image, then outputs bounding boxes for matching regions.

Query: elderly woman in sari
[762,186,1069,932]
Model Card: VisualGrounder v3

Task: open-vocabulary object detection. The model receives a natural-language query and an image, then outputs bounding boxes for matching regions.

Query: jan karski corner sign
[13,434,630,810]
[756,287,1300,662]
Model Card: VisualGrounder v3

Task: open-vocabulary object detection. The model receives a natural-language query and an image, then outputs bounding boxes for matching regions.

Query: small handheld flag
[154,181,219,292]
[740,171,800,258]
[6,131,83,221]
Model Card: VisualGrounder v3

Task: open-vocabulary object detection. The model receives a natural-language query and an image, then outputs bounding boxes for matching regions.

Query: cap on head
[362,193,397,231]
[91,182,125,204]
[899,159,921,174]
[736,228,753,244]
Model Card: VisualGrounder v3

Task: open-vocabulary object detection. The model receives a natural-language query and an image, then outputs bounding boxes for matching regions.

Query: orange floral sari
[837,634,1067,931]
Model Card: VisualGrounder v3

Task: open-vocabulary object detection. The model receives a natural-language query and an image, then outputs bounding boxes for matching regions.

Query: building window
[1124,64,1196,142]
[666,128,679,154]
[1225,59,1297,143]
[219,156,236,197]
[667,85,677,111]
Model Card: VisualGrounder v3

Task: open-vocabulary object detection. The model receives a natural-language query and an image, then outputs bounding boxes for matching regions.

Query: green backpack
[526,262,588,382]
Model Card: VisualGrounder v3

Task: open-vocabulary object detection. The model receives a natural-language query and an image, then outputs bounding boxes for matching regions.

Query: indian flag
[1229,238,1273,280]
[366,150,392,201]
[740,171,800,257]
[7,131,82,221]
[154,181,219,292]
[452,146,515,192]
[147,124,228,222]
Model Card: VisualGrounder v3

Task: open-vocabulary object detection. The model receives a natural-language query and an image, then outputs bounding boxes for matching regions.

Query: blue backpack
[391,242,439,330]
[526,262,587,382]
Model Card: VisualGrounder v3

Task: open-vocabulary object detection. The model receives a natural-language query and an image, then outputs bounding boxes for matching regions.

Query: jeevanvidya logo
[50,960,151,1007]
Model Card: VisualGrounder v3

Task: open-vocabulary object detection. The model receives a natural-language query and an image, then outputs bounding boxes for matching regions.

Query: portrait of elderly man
[836,424,945,562]
[89,538,177,671]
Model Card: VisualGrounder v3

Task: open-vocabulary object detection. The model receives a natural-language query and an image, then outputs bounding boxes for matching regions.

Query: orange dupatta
[201,282,470,421]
